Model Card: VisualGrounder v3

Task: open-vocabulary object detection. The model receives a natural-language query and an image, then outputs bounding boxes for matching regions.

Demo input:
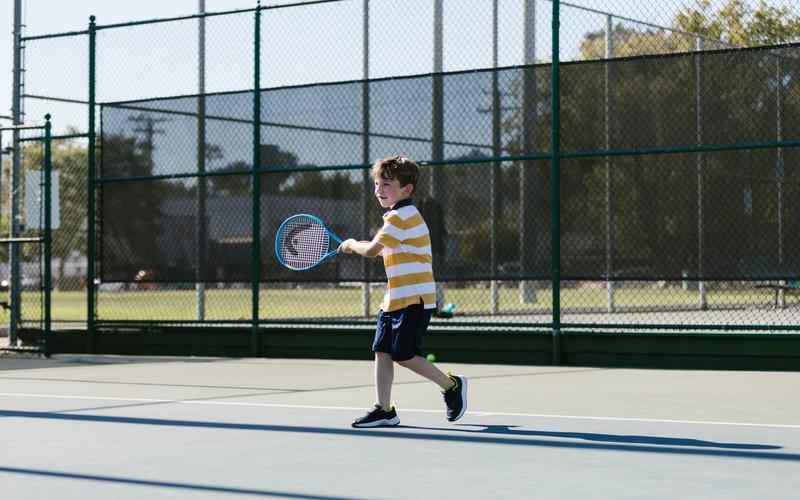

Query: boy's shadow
[397,424,780,450]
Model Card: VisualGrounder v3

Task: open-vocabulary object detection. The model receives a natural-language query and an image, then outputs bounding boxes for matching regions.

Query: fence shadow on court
[0,466,358,500]
[401,423,779,450]
[1,410,795,463]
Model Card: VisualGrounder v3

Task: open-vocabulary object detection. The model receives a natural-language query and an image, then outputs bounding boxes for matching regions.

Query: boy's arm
[338,236,383,258]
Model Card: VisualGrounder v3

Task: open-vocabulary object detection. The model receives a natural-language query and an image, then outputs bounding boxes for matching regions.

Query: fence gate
[0,115,54,356]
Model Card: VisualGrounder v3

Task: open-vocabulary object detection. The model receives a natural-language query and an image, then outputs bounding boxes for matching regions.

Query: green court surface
[0,355,798,499]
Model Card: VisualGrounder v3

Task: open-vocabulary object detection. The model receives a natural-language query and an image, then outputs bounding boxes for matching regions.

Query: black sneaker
[443,374,468,422]
[352,404,400,428]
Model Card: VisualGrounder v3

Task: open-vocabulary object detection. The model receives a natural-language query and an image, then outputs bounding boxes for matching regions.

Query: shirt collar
[390,198,414,211]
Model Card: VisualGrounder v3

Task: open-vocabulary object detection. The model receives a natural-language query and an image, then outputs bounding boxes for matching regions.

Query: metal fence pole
[432,0,445,310]
[87,15,97,353]
[519,0,537,305]
[9,0,24,347]
[43,114,52,353]
[196,0,207,321]
[490,0,500,315]
[251,4,262,355]
[777,53,785,307]
[696,37,707,310]
[361,0,371,317]
[551,0,562,364]
[605,14,615,313]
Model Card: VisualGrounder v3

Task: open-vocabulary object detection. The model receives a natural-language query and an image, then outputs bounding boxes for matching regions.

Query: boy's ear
[403,183,414,196]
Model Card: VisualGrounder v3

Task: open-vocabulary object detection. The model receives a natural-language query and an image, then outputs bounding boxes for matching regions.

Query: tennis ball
[426,353,436,362]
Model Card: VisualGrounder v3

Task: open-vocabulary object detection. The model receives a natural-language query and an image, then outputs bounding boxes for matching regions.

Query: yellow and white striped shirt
[375,199,437,312]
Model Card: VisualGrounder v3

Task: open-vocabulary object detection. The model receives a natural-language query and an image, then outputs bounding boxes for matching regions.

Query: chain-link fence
[13,0,800,339]
[1,118,55,353]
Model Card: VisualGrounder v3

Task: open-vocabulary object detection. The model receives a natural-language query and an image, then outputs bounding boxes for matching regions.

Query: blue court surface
[1,354,798,499]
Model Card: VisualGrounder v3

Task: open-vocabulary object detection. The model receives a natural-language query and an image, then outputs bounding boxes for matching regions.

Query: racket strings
[279,218,330,269]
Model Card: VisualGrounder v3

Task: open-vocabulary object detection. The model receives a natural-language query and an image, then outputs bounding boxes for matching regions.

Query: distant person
[338,155,467,427]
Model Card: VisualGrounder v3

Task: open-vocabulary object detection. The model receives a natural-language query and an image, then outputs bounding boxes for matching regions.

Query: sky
[1,0,709,136]
[1,0,256,135]
[4,0,779,173]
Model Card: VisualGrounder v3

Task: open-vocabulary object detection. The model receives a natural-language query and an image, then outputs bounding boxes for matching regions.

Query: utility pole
[129,114,168,170]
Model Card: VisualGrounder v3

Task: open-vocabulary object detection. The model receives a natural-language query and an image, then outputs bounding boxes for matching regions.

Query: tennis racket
[275,214,344,271]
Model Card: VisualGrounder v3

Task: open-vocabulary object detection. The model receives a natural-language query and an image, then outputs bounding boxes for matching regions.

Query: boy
[338,155,467,428]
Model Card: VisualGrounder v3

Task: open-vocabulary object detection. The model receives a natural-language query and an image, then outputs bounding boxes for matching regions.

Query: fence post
[695,37,707,310]
[361,0,371,317]
[87,15,97,353]
[43,114,53,354]
[776,52,785,307]
[551,0,562,365]
[519,0,538,306]
[605,14,615,313]
[196,0,207,321]
[9,0,24,347]
[251,3,262,356]
[431,0,445,310]
[490,0,500,315]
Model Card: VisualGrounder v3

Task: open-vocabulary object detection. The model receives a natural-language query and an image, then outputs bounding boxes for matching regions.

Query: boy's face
[374,175,413,208]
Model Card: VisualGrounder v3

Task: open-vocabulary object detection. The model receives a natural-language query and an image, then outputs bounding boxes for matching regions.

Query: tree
[210,144,301,195]
[21,138,88,288]
[675,0,800,46]
[579,1,800,59]
[503,0,800,279]
[101,134,164,281]
[260,144,301,194]
[209,160,251,196]
[279,170,359,200]
[580,24,692,60]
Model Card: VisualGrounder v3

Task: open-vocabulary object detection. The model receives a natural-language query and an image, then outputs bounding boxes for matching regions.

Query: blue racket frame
[274,213,344,271]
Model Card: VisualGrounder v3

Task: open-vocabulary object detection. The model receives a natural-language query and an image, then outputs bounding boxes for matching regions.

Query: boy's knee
[395,355,416,366]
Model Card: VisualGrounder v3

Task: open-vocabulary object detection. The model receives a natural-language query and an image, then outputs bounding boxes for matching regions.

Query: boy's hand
[337,239,357,254]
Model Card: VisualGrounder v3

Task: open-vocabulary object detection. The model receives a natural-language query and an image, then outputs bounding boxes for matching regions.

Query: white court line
[2,391,799,430]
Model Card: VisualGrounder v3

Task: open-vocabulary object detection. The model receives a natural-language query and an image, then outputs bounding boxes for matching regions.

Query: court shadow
[397,423,780,450]
[0,466,359,499]
[1,410,796,462]
[0,353,228,372]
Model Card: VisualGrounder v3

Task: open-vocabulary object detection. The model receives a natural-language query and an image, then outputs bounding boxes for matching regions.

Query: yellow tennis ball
[426,353,436,362]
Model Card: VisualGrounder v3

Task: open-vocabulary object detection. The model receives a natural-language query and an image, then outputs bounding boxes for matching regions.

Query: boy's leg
[375,352,394,410]
[398,355,468,422]
[397,355,453,391]
[383,303,468,422]
[351,316,400,428]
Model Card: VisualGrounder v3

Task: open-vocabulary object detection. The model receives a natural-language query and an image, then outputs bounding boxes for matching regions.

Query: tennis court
[1,352,798,499]
[3,3,800,496]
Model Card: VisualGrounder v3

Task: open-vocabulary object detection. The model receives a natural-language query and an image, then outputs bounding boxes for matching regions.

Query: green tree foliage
[579,1,800,59]
[21,138,88,287]
[459,219,519,267]
[210,144,303,195]
[675,0,800,46]
[209,160,251,195]
[101,134,164,279]
[505,1,800,278]
[580,24,693,60]
[210,145,361,200]
[279,170,360,200]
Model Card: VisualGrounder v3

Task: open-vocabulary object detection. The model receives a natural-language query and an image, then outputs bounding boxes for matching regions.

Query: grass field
[13,283,796,324]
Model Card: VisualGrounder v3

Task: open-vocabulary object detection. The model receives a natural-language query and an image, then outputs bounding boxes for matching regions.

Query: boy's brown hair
[371,155,419,194]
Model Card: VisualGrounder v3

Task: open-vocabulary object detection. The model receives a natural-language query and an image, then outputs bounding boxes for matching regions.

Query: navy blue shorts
[373,302,432,362]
